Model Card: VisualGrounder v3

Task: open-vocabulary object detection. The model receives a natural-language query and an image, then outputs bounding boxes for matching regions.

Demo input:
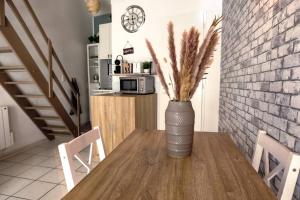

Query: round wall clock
[121,5,145,33]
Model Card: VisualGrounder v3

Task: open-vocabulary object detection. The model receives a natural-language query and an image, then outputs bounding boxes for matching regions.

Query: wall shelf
[87,43,101,95]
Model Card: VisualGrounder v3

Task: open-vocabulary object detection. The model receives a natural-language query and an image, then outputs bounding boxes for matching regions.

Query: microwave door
[120,79,138,93]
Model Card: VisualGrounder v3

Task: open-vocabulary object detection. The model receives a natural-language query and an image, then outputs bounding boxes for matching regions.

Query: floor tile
[53,136,72,144]
[5,153,32,163]
[0,195,8,200]
[73,159,84,169]
[0,177,32,196]
[76,161,99,173]
[51,150,61,158]
[0,163,32,176]
[17,166,52,180]
[25,147,47,155]
[38,169,65,184]
[14,181,55,200]
[0,136,73,199]
[40,185,67,200]
[38,143,57,149]
[60,172,86,186]
[75,172,86,182]
[0,175,12,185]
[0,162,14,170]
[78,151,90,161]
[20,155,48,166]
[36,148,59,158]
[57,159,82,170]
[38,157,61,168]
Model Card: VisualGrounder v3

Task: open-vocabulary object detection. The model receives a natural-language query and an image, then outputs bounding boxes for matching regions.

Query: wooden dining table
[62,129,276,200]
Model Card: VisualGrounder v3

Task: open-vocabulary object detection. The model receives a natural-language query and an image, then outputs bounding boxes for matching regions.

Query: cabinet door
[135,94,157,130]
[91,96,114,155]
[112,97,135,149]
[99,23,112,59]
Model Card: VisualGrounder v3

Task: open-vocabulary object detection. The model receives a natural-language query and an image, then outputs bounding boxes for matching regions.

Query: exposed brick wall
[219,0,300,198]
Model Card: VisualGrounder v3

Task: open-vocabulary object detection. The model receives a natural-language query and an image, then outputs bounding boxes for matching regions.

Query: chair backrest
[252,130,300,200]
[58,127,106,191]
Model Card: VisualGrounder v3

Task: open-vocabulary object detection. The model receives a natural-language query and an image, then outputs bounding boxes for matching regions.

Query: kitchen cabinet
[87,43,113,121]
[99,23,112,59]
[91,93,157,155]
[87,43,100,96]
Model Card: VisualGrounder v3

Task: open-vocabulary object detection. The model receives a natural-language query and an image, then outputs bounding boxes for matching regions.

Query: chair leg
[58,144,76,191]
[95,127,106,161]
[252,143,264,171]
[264,151,270,186]
[277,154,300,200]
[252,131,266,172]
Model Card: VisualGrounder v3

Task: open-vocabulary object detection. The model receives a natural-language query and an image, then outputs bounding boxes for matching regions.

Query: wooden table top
[63,130,276,200]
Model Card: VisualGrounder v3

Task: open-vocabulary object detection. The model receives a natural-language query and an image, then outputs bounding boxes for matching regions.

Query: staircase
[0,0,81,140]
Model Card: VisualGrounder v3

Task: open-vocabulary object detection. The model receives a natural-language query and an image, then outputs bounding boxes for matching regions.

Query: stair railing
[2,0,81,136]
[0,0,4,26]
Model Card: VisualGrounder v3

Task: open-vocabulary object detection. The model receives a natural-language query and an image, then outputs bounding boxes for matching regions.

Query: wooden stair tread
[48,132,71,136]
[1,69,26,72]
[0,47,13,53]
[42,126,70,132]
[15,94,45,98]
[0,65,25,71]
[34,116,61,121]
[1,17,78,139]
[24,106,53,110]
[5,81,34,84]
[0,65,27,72]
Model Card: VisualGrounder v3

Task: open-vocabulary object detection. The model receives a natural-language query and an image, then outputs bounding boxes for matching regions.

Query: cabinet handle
[107,62,110,76]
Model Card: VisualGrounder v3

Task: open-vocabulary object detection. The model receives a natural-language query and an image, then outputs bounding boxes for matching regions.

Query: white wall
[0,86,45,156]
[111,0,222,131]
[0,0,92,156]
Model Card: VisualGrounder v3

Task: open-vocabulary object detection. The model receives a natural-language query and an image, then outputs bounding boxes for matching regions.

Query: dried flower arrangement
[146,17,222,101]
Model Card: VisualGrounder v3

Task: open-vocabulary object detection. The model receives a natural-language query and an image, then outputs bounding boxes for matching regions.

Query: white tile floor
[0,135,99,200]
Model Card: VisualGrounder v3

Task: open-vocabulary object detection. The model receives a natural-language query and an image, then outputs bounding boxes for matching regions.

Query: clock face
[121,5,145,33]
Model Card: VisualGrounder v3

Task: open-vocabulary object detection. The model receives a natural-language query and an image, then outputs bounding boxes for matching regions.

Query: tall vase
[165,101,195,158]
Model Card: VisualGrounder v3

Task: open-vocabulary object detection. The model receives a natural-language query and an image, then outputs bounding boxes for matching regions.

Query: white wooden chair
[58,127,106,191]
[252,130,300,200]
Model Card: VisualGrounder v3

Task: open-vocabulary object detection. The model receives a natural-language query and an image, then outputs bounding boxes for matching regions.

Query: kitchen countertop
[92,92,156,97]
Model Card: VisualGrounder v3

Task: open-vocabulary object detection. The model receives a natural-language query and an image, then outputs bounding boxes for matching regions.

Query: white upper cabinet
[99,23,112,59]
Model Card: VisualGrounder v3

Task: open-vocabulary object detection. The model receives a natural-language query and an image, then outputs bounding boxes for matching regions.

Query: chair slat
[58,127,106,191]
[67,128,102,156]
[264,164,284,186]
[252,130,300,200]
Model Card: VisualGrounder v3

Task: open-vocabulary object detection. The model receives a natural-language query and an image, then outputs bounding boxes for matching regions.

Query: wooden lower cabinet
[91,93,157,155]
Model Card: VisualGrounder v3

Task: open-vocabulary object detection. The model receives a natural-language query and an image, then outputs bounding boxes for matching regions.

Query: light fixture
[86,0,101,16]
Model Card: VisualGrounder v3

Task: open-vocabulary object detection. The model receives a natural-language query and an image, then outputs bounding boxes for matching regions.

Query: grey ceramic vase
[165,101,195,158]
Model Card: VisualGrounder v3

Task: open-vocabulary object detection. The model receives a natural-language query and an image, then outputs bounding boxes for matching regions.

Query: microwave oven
[119,76,155,94]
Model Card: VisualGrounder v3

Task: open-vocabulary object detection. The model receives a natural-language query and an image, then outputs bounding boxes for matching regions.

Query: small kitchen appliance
[120,75,155,94]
